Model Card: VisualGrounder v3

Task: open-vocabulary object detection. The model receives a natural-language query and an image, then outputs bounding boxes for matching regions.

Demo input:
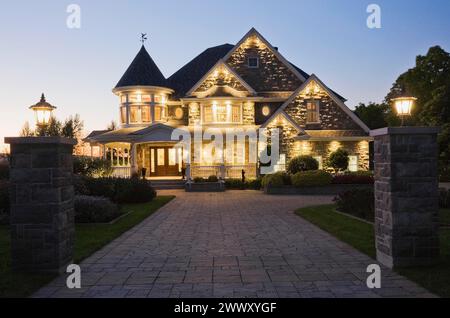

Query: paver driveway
[34,190,433,298]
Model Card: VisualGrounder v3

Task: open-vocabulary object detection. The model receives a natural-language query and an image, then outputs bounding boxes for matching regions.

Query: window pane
[128,95,140,103]
[216,105,227,122]
[142,95,151,102]
[141,106,151,122]
[204,106,213,123]
[130,106,139,123]
[157,149,165,166]
[232,105,240,123]
[120,107,127,124]
[120,95,127,103]
[155,106,162,121]
[349,156,358,172]
[169,149,177,166]
[307,101,318,122]
[151,149,155,172]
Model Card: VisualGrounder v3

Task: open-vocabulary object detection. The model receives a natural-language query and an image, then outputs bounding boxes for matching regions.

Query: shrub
[73,156,113,178]
[0,181,9,225]
[262,172,291,188]
[74,176,156,204]
[332,171,374,184]
[0,160,9,180]
[114,177,157,204]
[225,178,262,190]
[327,149,349,173]
[439,188,450,208]
[287,156,319,174]
[193,177,206,183]
[207,175,219,182]
[334,189,374,221]
[291,170,333,187]
[74,195,122,223]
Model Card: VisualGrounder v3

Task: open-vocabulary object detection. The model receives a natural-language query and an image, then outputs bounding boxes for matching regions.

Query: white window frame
[348,155,358,172]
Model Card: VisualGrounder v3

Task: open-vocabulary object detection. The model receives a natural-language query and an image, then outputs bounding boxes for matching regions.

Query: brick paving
[34,190,434,298]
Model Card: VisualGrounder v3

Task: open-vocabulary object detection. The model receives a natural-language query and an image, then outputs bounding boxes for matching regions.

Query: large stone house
[86,28,371,179]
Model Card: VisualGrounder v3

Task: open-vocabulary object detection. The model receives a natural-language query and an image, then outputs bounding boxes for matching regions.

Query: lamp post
[29,93,57,128]
[391,96,416,126]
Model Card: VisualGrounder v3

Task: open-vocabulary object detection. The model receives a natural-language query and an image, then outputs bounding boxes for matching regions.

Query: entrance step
[149,179,186,190]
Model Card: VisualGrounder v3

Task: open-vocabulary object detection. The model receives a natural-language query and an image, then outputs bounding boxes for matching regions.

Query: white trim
[261,74,370,133]
[222,28,307,82]
[262,110,305,134]
[186,60,257,97]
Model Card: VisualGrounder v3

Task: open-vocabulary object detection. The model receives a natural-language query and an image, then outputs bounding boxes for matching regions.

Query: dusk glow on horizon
[1,0,450,151]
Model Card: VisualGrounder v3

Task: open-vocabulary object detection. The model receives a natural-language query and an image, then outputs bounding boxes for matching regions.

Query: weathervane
[141,33,148,45]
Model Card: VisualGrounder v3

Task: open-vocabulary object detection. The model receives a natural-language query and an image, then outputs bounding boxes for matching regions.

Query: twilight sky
[1,0,450,150]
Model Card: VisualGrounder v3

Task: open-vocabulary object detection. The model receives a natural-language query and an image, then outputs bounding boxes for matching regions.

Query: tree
[354,102,389,129]
[385,45,450,165]
[19,122,34,137]
[62,114,84,139]
[327,149,349,173]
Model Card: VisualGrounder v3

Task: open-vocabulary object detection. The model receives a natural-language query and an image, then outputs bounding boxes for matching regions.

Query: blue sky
[1,0,450,148]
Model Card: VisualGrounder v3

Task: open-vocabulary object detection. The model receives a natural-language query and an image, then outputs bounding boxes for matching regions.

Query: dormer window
[248,57,259,68]
[306,100,320,123]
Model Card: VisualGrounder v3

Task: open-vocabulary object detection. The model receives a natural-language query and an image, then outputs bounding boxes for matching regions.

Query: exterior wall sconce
[391,96,416,126]
[29,93,57,127]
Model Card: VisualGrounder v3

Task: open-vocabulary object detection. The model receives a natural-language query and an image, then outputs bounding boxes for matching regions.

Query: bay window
[203,102,241,124]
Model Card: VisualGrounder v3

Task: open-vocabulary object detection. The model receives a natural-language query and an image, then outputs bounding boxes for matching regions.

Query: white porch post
[130,143,138,176]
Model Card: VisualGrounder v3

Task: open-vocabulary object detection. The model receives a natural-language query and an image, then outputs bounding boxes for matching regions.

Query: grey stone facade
[5,137,76,273]
[371,127,440,268]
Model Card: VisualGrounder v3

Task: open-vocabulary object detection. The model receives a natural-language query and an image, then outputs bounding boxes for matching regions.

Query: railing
[111,166,131,178]
[190,164,257,179]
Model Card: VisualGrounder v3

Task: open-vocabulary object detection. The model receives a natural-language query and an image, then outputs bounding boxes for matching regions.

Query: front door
[150,147,181,177]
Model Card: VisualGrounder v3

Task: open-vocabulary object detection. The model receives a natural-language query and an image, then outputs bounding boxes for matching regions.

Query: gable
[224,28,305,92]
[262,75,370,133]
[187,61,256,98]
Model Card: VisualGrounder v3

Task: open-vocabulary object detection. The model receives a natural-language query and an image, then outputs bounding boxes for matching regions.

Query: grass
[296,205,450,298]
[0,195,174,298]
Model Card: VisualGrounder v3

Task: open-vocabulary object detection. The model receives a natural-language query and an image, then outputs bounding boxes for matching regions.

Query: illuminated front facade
[86,28,371,179]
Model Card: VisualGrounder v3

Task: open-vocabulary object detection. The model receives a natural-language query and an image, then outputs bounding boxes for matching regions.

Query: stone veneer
[5,137,76,273]
[371,127,440,268]
[194,67,248,94]
[226,35,303,92]
[285,94,363,131]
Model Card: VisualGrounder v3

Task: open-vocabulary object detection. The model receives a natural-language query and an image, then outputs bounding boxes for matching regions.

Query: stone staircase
[149,179,186,190]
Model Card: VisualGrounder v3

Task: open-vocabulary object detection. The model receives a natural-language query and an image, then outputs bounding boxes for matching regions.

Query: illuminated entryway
[138,144,183,177]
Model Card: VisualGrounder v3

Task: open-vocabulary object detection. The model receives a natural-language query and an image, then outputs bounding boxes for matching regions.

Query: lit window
[175,107,184,119]
[203,105,213,123]
[216,105,227,122]
[155,106,162,121]
[348,156,358,172]
[262,106,270,116]
[203,103,241,123]
[232,105,241,123]
[313,156,323,170]
[306,101,319,123]
[120,107,127,124]
[248,57,259,68]
[142,95,151,103]
[154,95,166,104]
[128,95,140,103]
[141,106,151,122]
[129,106,139,123]
[120,95,127,103]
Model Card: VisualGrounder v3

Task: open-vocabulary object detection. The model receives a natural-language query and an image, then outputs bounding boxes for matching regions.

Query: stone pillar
[5,137,76,273]
[370,127,440,268]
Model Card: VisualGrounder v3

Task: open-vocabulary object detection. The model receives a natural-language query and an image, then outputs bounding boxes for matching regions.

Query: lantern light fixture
[29,93,57,127]
[391,96,416,126]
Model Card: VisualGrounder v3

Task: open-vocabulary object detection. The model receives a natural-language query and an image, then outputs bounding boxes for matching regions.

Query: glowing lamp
[391,96,416,126]
[29,94,56,127]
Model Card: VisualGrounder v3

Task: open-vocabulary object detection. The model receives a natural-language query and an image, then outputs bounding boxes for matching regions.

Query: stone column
[370,127,440,268]
[5,137,76,273]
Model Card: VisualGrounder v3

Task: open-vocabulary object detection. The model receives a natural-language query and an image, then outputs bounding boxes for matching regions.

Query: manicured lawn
[0,195,174,298]
[296,205,450,298]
